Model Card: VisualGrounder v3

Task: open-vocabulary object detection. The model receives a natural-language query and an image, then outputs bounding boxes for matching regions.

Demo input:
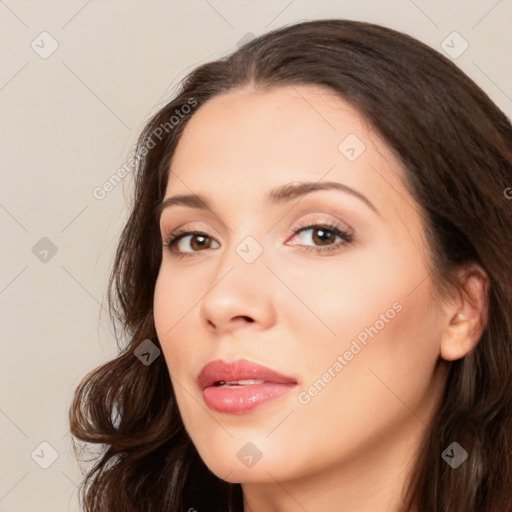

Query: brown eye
[311,227,338,246]
[290,223,352,251]
[164,231,220,257]
[186,234,213,251]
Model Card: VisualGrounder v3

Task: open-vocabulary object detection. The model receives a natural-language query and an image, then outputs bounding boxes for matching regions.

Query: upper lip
[197,359,298,390]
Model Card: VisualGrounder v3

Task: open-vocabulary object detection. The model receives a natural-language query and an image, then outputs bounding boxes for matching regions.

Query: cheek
[288,248,442,438]
[153,272,202,430]
[153,261,203,331]
[153,270,194,370]
[297,274,442,442]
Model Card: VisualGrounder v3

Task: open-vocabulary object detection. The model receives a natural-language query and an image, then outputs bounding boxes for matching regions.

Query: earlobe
[439,263,490,362]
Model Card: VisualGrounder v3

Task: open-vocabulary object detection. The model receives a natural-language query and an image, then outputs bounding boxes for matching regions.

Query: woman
[69,19,512,512]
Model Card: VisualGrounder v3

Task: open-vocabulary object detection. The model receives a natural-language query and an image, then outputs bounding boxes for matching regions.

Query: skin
[153,84,489,512]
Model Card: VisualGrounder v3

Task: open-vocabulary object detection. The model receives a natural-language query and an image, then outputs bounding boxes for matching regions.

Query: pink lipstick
[197,359,298,414]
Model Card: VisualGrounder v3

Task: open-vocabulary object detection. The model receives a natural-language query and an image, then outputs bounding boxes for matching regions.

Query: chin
[193,440,288,484]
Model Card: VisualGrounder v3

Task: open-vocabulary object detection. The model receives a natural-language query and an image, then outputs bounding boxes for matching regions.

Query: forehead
[166,84,411,221]
[172,84,373,171]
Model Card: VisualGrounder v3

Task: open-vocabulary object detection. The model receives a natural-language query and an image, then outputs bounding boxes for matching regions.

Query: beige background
[1,1,511,510]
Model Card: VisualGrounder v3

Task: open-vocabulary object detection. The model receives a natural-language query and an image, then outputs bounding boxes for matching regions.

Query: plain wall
[1,1,511,510]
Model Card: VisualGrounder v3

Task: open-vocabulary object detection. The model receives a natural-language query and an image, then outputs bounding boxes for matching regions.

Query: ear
[440,263,490,362]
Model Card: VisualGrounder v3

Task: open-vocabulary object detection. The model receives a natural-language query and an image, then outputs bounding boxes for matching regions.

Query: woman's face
[154,84,448,486]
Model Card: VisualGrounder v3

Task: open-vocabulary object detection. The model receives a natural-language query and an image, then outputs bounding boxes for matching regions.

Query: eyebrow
[156,180,379,217]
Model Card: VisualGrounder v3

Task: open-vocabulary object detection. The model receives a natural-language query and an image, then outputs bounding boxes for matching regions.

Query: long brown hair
[69,19,512,511]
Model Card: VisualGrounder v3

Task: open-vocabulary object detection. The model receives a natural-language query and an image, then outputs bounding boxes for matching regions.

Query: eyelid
[161,220,217,239]
[287,219,354,243]
[161,214,353,242]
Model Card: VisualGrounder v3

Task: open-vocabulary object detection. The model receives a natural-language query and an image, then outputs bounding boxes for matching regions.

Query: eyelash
[162,221,353,260]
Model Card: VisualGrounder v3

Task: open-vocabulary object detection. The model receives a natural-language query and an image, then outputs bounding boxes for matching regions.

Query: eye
[162,221,353,259]
[163,229,220,258]
[287,221,353,254]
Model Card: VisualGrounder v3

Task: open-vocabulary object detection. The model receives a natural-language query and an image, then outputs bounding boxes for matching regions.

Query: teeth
[215,379,266,386]
[234,379,265,385]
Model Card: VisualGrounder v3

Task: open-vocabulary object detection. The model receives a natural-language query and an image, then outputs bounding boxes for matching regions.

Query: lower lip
[202,382,297,414]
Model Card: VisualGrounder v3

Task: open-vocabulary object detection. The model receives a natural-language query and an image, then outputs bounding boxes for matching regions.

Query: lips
[197,359,297,390]
[197,359,298,414]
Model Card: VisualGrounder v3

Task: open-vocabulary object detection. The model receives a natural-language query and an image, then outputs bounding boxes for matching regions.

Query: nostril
[231,315,254,325]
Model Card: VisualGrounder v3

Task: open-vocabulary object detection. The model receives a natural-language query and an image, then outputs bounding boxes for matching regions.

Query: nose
[199,240,277,335]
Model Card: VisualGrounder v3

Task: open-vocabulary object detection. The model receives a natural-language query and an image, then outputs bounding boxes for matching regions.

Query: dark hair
[69,18,512,511]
